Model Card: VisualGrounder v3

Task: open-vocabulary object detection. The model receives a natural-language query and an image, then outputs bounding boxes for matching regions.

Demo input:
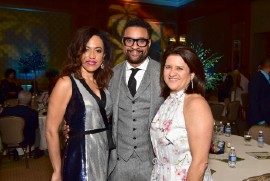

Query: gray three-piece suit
[108,57,164,181]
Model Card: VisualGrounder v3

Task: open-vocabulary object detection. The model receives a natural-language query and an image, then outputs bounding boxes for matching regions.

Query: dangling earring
[101,63,104,69]
[191,79,194,90]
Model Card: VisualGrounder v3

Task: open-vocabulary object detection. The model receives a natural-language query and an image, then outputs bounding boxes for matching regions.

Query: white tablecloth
[209,134,270,181]
[39,114,47,150]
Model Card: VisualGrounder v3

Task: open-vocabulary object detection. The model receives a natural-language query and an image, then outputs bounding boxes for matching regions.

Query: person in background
[150,45,213,180]
[0,68,22,104]
[0,90,42,159]
[46,27,113,181]
[108,19,164,181]
[235,65,249,105]
[217,73,233,102]
[46,69,59,95]
[248,56,270,126]
[38,70,59,110]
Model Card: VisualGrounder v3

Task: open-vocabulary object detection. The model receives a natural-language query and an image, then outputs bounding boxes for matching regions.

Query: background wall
[0,0,269,90]
[0,7,71,90]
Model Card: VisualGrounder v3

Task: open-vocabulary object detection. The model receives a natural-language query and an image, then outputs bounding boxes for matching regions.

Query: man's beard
[125,49,148,65]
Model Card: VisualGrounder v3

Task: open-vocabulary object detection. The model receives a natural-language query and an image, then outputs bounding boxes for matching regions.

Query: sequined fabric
[62,75,112,181]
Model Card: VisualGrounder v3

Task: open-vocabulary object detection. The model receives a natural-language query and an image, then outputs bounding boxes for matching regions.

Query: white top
[150,90,212,181]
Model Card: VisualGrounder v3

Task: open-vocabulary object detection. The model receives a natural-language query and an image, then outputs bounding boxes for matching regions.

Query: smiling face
[122,26,151,67]
[164,54,194,94]
[81,35,105,74]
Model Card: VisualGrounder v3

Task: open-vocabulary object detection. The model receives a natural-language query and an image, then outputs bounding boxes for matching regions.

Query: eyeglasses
[123,37,150,47]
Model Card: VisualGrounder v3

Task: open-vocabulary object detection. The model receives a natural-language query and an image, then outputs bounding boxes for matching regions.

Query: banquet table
[209,134,270,181]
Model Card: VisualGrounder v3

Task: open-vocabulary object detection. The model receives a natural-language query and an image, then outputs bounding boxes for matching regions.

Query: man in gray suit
[108,19,164,181]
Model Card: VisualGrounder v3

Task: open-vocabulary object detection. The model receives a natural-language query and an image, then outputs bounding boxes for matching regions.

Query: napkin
[243,173,270,181]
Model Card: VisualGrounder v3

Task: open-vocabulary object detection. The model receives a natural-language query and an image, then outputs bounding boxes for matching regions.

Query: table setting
[209,133,270,181]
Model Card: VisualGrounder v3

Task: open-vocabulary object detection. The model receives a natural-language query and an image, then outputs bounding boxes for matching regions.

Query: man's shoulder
[13,105,38,115]
[113,61,125,71]
[148,58,160,68]
[250,71,264,83]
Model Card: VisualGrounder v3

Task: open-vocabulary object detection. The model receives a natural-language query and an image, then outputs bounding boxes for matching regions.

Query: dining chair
[249,125,270,145]
[217,100,240,134]
[226,100,240,124]
[0,116,30,168]
[209,103,226,124]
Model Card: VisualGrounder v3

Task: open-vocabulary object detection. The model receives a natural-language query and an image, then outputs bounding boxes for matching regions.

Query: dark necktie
[128,68,140,97]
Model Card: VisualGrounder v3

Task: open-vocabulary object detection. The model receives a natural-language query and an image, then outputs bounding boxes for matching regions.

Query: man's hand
[62,120,70,142]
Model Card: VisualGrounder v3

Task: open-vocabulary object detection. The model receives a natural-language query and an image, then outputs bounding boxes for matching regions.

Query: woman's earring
[191,79,194,90]
[101,63,104,69]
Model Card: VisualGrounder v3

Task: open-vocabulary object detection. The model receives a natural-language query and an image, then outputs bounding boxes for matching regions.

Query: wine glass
[244,131,252,146]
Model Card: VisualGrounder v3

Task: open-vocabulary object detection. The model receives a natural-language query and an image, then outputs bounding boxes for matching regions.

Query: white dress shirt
[125,57,150,91]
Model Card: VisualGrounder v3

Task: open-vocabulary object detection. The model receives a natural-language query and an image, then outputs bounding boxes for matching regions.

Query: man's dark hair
[122,19,152,39]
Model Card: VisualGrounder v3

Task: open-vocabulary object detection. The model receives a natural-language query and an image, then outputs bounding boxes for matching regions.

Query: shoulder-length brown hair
[61,27,113,89]
[160,45,206,98]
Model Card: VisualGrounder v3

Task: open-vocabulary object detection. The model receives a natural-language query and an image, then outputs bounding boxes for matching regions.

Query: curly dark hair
[160,45,206,98]
[61,27,113,89]
[4,68,16,78]
[122,18,152,39]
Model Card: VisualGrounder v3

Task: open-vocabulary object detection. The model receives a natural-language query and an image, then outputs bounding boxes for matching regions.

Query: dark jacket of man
[0,105,39,147]
[248,71,270,126]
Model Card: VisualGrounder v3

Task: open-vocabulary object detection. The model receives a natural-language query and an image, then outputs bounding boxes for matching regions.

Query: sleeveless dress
[150,90,212,181]
[62,75,113,181]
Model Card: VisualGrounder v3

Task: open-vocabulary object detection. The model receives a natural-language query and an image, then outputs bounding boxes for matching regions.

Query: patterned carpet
[0,154,53,181]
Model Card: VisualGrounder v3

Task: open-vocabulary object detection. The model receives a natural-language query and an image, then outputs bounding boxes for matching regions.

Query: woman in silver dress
[46,27,113,181]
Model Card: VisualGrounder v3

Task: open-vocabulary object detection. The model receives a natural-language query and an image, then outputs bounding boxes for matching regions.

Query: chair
[217,101,240,135]
[226,101,240,124]
[249,125,270,145]
[0,116,29,168]
[209,103,225,122]
[4,98,18,107]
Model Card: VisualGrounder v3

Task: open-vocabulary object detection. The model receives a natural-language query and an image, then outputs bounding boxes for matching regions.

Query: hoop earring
[101,63,104,69]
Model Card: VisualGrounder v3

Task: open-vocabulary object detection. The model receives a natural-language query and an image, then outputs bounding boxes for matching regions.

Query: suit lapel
[134,64,151,99]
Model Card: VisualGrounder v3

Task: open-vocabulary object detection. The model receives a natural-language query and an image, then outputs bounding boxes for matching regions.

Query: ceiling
[122,0,194,7]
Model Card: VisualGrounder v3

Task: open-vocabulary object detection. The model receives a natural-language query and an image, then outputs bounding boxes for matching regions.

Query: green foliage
[17,47,47,73]
[190,43,224,91]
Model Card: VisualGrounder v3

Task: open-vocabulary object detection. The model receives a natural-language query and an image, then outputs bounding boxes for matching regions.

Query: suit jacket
[108,58,164,174]
[0,105,39,146]
[248,71,270,126]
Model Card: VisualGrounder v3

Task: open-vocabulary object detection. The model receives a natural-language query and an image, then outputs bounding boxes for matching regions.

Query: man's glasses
[123,37,150,47]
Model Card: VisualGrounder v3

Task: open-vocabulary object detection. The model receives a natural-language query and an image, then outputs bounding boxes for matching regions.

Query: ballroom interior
[0,0,269,90]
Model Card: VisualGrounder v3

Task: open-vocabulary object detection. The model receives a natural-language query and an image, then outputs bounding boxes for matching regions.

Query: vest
[117,73,152,161]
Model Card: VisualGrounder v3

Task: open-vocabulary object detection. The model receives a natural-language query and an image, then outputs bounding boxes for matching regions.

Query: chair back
[210,103,225,120]
[0,116,25,146]
[227,101,240,123]
[249,125,270,145]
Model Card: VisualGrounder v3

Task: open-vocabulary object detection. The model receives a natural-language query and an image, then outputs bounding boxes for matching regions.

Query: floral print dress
[150,90,212,181]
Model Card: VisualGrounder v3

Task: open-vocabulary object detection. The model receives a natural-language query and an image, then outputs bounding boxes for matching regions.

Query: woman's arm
[184,94,213,181]
[46,76,72,181]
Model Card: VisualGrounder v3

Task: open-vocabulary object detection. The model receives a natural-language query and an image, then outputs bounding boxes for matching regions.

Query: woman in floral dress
[150,45,213,181]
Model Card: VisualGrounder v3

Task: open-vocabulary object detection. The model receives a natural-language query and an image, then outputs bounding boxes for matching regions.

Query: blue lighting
[0,6,48,12]
[124,0,194,7]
